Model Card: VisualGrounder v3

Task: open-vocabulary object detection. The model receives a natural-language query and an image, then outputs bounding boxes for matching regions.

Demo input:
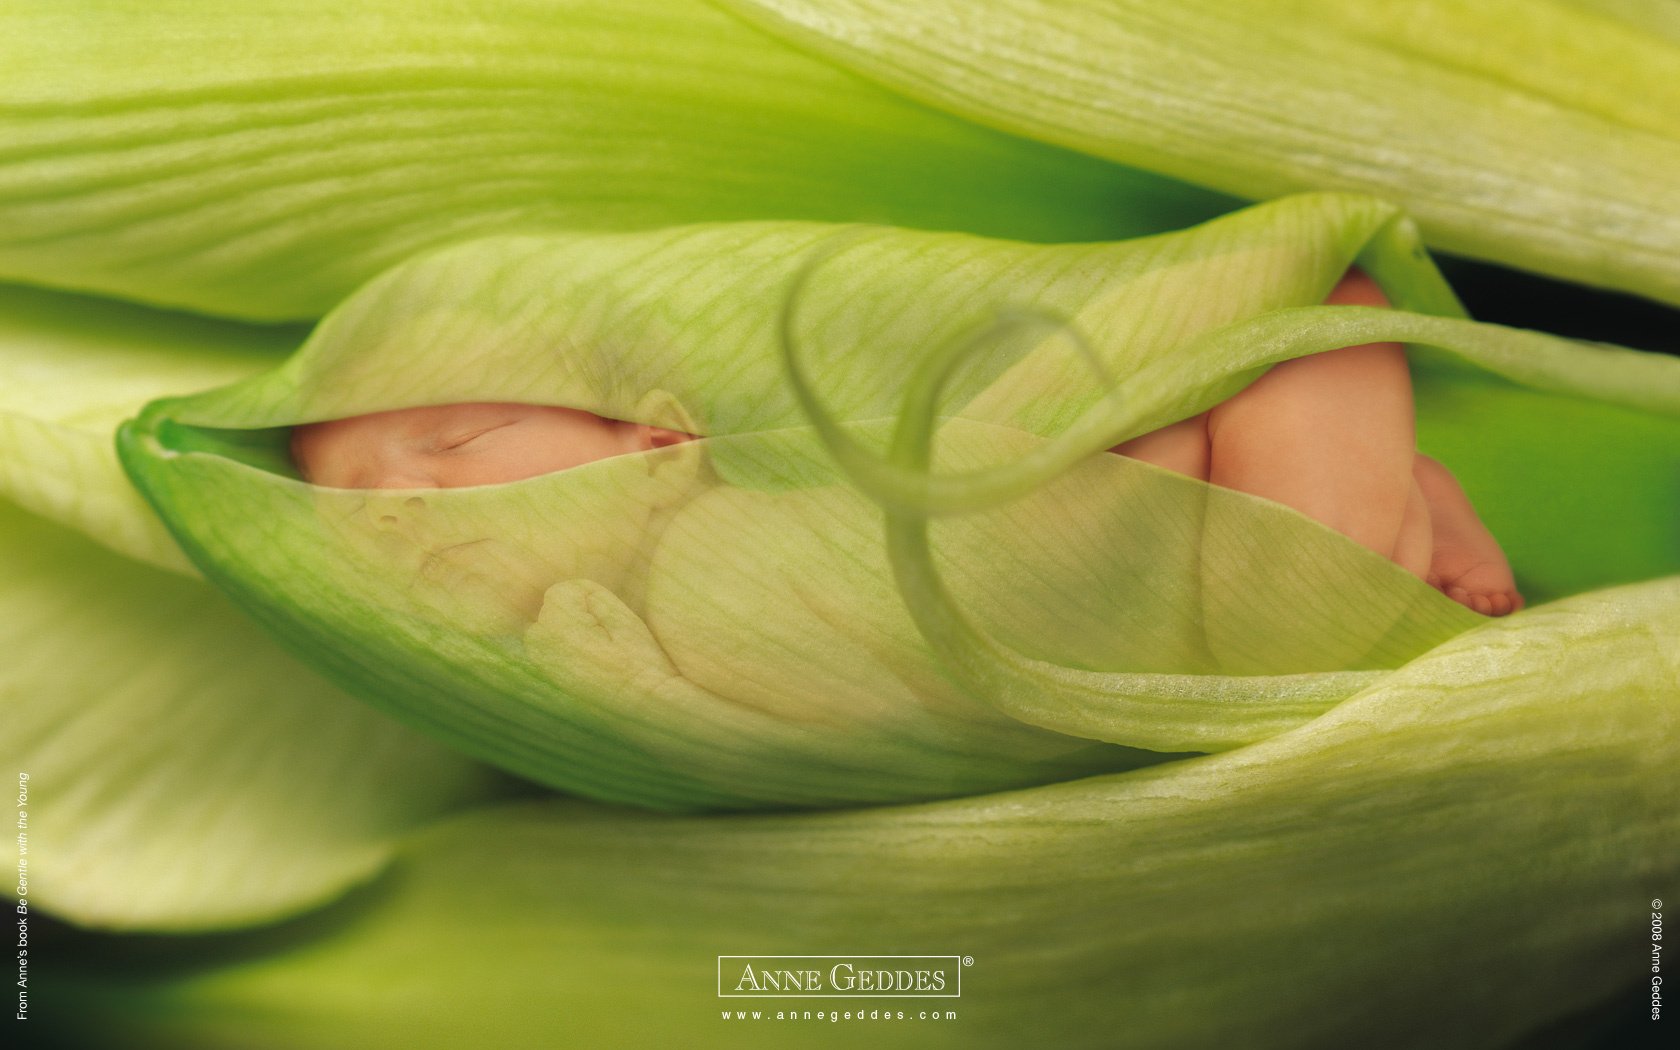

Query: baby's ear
[638,426,692,450]
[628,389,700,440]
[626,388,703,477]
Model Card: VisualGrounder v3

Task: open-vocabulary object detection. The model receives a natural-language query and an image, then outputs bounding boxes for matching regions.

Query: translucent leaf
[0,0,1227,320]
[1564,0,1680,41]
[0,500,506,931]
[0,282,299,573]
[811,303,1680,748]
[720,0,1680,305]
[49,575,1680,1047]
[116,195,1680,809]
[0,285,505,930]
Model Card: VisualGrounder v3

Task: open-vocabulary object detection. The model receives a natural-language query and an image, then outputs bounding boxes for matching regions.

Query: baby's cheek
[363,441,431,487]
[429,452,503,488]
[436,444,555,487]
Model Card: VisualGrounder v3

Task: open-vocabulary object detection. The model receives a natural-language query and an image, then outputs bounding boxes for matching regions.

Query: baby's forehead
[385,402,507,427]
[320,403,520,439]
[292,405,462,466]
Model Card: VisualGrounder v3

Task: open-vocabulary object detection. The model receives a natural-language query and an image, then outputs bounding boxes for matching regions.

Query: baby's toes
[1443,585,1524,617]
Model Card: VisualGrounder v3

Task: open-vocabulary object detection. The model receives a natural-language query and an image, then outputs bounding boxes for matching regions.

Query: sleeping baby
[291,271,1522,617]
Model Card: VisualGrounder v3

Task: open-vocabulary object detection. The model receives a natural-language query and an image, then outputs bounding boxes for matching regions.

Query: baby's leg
[1108,413,1210,479]
[1112,271,1519,615]
[1203,271,1422,566]
[1414,454,1523,616]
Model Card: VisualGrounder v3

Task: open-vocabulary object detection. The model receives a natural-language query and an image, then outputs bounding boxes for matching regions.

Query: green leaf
[795,300,1680,748]
[0,283,508,930]
[0,0,1229,320]
[50,575,1680,1048]
[117,195,1680,809]
[0,282,300,573]
[1564,0,1680,41]
[0,499,506,931]
[719,0,1680,306]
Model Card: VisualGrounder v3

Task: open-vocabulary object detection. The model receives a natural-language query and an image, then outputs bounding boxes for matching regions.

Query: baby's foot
[1428,558,1523,616]
[1391,477,1434,581]
[1414,454,1523,616]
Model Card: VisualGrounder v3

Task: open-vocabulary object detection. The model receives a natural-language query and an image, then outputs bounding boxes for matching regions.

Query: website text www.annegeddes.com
[720,1008,959,1023]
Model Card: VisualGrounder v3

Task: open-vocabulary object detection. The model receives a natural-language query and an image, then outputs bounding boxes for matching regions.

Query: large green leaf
[0,282,299,573]
[0,283,506,931]
[117,195,1680,810]
[806,302,1680,746]
[719,0,1680,306]
[0,0,1228,320]
[4,4,1674,1045]
[1564,0,1680,41]
[49,575,1680,1047]
[0,500,506,931]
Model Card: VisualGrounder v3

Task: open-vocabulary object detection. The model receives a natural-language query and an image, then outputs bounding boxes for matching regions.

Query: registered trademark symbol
[962,956,973,967]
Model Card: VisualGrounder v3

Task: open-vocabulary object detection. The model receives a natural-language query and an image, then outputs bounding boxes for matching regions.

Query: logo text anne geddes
[719,956,963,998]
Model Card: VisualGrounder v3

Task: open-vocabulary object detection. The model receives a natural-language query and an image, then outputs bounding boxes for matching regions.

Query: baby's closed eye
[434,421,516,454]
[296,402,690,489]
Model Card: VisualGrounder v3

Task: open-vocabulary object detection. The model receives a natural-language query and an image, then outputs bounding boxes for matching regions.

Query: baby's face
[292,402,691,489]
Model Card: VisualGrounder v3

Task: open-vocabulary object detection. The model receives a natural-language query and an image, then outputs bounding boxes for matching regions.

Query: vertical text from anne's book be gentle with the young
[14,771,28,1025]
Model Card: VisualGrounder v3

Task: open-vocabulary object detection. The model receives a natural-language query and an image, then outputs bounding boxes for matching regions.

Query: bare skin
[1112,270,1521,616]
[291,273,1522,616]
[290,402,693,490]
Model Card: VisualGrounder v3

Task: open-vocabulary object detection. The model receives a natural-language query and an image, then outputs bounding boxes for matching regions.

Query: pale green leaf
[1564,0,1680,41]
[808,302,1680,747]
[0,0,1227,320]
[117,195,1680,808]
[0,282,299,573]
[0,497,508,931]
[720,0,1680,305]
[51,575,1680,1048]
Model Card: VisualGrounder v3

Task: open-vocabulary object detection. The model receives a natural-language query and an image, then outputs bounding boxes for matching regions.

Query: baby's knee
[1108,412,1211,479]
[1324,267,1391,308]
